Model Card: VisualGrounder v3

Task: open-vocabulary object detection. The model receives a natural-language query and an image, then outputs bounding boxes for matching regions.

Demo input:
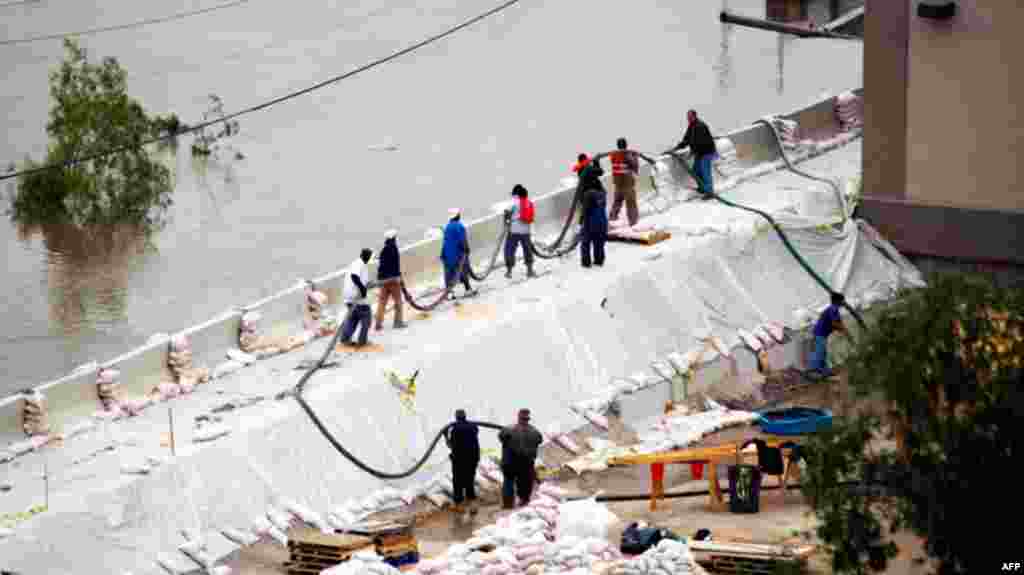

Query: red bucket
[690,462,705,480]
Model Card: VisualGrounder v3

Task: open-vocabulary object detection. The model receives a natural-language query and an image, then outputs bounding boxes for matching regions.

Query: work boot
[505,269,513,279]
[374,323,383,332]
[526,266,537,278]
[393,320,408,329]
[501,496,515,510]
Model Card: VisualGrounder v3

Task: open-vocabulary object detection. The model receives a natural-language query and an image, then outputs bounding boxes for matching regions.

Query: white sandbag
[0,527,12,539]
[241,311,262,330]
[178,539,205,555]
[556,498,620,541]
[122,396,154,417]
[209,567,232,575]
[120,462,151,475]
[212,360,245,380]
[97,368,121,385]
[284,500,329,532]
[221,527,260,547]
[193,424,231,443]
[583,411,610,430]
[171,334,191,352]
[267,526,288,547]
[6,435,49,456]
[226,349,257,365]
[267,508,294,533]
[155,381,182,400]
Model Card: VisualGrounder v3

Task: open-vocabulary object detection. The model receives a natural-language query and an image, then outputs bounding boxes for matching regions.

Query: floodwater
[0,0,862,394]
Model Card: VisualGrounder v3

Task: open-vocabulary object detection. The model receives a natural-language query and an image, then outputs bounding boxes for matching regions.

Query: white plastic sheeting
[0,138,923,574]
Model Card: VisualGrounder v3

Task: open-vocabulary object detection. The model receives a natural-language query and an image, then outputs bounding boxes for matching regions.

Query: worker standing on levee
[669,109,718,199]
[444,409,480,514]
[441,208,477,301]
[499,408,543,509]
[504,184,537,279]
[339,248,373,347]
[577,159,609,268]
[593,138,657,226]
[810,292,849,377]
[375,229,407,331]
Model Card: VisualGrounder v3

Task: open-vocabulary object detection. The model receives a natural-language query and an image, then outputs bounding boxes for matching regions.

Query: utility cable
[0,0,253,46]
[0,0,524,181]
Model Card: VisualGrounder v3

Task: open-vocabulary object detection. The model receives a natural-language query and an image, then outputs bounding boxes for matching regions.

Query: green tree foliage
[801,274,1024,574]
[8,39,181,229]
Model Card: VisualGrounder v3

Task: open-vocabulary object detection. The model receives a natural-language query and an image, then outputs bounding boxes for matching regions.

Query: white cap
[448,208,461,218]
[384,229,397,239]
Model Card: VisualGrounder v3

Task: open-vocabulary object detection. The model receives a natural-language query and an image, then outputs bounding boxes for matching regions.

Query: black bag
[620,522,677,555]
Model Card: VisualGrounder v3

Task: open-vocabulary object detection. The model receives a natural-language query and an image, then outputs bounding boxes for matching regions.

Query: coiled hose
[531,190,584,259]
[465,222,510,282]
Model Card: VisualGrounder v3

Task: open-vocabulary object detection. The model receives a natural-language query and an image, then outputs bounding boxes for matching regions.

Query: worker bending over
[593,138,657,227]
[499,409,543,509]
[810,292,849,377]
[669,110,718,199]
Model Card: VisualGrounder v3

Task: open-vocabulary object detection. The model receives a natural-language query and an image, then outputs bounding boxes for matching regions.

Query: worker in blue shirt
[810,292,849,376]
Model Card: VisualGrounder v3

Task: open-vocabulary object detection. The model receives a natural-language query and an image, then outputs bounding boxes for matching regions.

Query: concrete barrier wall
[30,368,101,435]
[104,342,172,402]
[178,310,243,370]
[3,92,860,438]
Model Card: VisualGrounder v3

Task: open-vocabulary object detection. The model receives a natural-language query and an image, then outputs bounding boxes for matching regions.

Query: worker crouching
[499,408,543,509]
[375,229,407,331]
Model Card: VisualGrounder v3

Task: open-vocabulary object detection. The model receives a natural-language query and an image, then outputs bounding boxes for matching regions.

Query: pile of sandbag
[321,549,402,575]
[328,487,420,530]
[167,334,210,392]
[239,311,311,358]
[96,367,122,414]
[634,403,760,454]
[606,539,701,575]
[835,91,863,131]
[21,390,49,436]
[304,285,335,336]
[417,485,624,575]
[768,117,802,151]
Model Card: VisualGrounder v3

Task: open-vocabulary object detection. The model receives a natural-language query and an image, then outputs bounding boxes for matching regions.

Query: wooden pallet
[699,553,806,574]
[290,529,373,552]
[285,560,342,575]
[608,228,672,246]
[377,541,419,558]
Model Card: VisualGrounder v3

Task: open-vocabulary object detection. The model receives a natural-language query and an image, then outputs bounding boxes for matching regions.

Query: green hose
[666,153,867,331]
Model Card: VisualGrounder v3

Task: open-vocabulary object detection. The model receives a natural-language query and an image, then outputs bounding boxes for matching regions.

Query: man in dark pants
[340,248,373,346]
[444,409,480,514]
[577,160,609,268]
[504,184,537,279]
[669,109,718,199]
[499,408,543,509]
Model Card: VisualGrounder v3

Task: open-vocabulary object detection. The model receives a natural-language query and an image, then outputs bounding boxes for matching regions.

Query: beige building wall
[904,1,1024,211]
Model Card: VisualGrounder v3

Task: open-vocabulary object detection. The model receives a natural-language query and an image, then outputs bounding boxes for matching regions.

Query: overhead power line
[0,0,524,182]
[0,0,253,46]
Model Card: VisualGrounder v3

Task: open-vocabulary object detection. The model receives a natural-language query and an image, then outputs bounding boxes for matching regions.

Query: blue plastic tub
[757,407,832,435]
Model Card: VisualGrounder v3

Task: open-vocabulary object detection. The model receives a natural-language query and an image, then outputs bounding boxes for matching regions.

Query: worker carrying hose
[592,138,657,226]
[339,248,374,347]
[504,184,537,279]
[499,408,543,509]
[441,208,477,301]
[810,292,849,377]
[375,229,407,331]
[444,409,480,514]
[577,158,609,268]
[668,110,718,199]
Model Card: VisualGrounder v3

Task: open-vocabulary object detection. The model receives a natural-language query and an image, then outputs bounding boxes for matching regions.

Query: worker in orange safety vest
[592,138,657,227]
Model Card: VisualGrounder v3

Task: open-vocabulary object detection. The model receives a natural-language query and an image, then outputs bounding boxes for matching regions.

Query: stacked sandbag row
[96,368,122,416]
[321,549,402,575]
[835,91,863,131]
[21,390,49,436]
[607,539,701,575]
[167,334,210,393]
[770,117,802,151]
[417,485,624,575]
[635,403,760,454]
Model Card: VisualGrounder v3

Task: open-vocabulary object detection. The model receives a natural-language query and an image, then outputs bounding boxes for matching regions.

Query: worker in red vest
[593,138,657,227]
[504,184,537,279]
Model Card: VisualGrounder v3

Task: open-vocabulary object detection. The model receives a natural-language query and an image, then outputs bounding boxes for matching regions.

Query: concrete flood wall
[0,91,861,438]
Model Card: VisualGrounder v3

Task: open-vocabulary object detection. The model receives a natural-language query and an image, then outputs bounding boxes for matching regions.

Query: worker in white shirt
[340,248,373,346]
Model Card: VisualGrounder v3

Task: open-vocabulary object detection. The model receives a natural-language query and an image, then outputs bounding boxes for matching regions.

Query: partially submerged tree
[801,274,1024,574]
[8,39,181,229]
